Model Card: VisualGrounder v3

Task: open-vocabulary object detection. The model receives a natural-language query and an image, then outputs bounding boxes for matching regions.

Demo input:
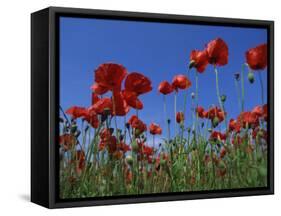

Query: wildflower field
[59,36,268,199]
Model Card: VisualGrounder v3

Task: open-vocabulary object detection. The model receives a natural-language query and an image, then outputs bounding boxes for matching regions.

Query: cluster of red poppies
[60,36,268,181]
[158,75,192,95]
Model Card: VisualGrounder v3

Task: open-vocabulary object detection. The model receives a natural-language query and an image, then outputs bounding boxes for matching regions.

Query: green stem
[241,64,245,112]
[258,71,264,105]
[112,94,119,142]
[183,68,191,117]
[195,71,199,144]
[234,78,242,112]
[174,92,177,135]
[214,66,227,129]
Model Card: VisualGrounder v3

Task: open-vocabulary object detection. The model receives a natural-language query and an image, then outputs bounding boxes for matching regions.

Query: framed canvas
[31,6,274,208]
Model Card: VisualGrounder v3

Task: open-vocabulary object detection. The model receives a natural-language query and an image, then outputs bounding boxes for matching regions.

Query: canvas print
[58,17,268,199]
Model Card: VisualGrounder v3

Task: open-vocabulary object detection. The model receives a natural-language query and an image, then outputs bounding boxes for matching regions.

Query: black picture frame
[31,6,274,208]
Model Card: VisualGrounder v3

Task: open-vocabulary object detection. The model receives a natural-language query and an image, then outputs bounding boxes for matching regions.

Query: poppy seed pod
[70,124,78,133]
[208,128,213,133]
[125,122,130,129]
[212,116,220,128]
[188,60,196,69]
[59,117,65,123]
[125,155,133,165]
[191,92,195,99]
[201,122,205,128]
[221,95,227,103]
[248,72,255,83]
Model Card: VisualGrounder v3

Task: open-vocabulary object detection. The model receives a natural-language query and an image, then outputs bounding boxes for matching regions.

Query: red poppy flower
[98,128,118,154]
[252,128,267,140]
[219,147,226,158]
[128,115,147,134]
[190,49,209,73]
[149,123,162,135]
[246,43,267,70]
[252,105,263,118]
[210,131,226,141]
[262,104,268,121]
[125,72,152,95]
[75,150,86,174]
[232,135,242,147]
[66,106,88,119]
[176,112,184,123]
[125,169,133,184]
[228,118,241,133]
[95,63,127,92]
[112,91,130,116]
[155,153,169,168]
[138,142,154,158]
[172,75,191,92]
[237,111,259,128]
[196,106,207,118]
[158,81,174,95]
[117,142,131,153]
[91,83,109,95]
[107,136,118,154]
[59,134,76,151]
[206,38,228,66]
[91,92,100,105]
[83,110,99,128]
[122,90,143,110]
[206,106,226,122]
[89,97,113,115]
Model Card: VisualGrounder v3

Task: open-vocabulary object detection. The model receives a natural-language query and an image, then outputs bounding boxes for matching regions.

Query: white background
[0,0,279,214]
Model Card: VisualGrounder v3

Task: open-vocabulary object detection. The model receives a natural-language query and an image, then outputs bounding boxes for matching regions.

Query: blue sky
[60,16,267,141]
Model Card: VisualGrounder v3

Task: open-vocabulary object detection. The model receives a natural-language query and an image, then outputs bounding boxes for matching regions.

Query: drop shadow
[19,194,30,202]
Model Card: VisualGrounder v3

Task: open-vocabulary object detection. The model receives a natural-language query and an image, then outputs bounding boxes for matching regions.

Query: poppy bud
[187,128,191,133]
[125,155,133,165]
[188,60,196,69]
[191,92,195,99]
[125,123,130,129]
[201,122,204,128]
[212,117,219,128]
[74,130,81,138]
[70,124,78,133]
[221,95,226,103]
[59,117,65,123]
[109,128,114,135]
[208,128,213,133]
[167,119,171,124]
[103,108,111,116]
[248,72,255,83]
[135,129,141,136]
[101,113,107,122]
[119,135,124,141]
[234,73,240,81]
